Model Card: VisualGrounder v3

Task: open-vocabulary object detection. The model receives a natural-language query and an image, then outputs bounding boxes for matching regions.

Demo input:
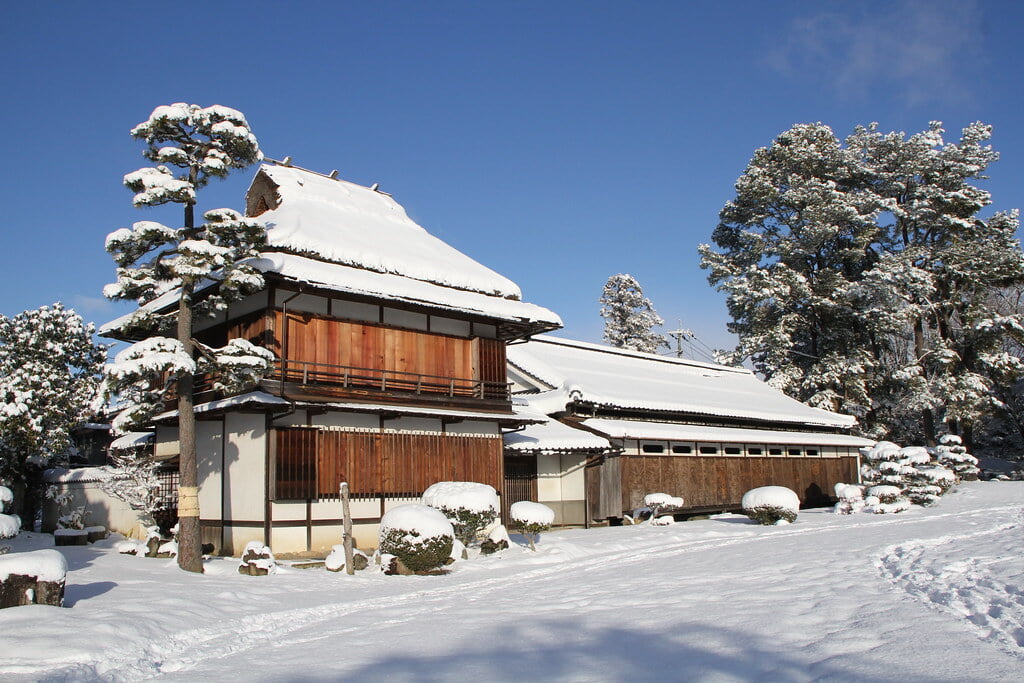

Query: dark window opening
[806,448,819,456]
[724,446,742,455]
[672,444,692,454]
[699,445,718,455]
[768,447,783,456]
[642,443,665,454]
[788,448,802,456]
[748,447,763,455]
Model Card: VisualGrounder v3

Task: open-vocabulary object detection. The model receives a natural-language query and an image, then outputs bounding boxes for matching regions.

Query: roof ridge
[532,335,750,375]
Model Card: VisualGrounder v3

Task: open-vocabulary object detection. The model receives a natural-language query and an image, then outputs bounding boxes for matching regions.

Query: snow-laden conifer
[101,103,266,574]
[701,121,1024,443]
[599,274,668,353]
[0,304,106,483]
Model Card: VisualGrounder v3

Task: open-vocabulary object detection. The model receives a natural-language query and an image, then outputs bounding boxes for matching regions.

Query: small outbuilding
[504,336,873,524]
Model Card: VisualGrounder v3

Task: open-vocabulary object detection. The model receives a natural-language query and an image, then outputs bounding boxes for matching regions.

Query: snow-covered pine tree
[100,446,163,526]
[0,303,106,484]
[701,121,1024,445]
[599,274,669,353]
[101,103,271,573]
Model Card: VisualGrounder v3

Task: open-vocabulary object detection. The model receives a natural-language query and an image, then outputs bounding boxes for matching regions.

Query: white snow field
[2,482,1023,681]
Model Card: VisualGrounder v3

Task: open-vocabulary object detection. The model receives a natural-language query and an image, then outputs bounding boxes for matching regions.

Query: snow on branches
[599,274,669,353]
[0,304,106,481]
[102,104,272,439]
[128,103,262,190]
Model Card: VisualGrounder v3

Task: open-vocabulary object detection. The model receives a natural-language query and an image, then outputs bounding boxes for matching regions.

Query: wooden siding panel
[618,454,860,516]
[276,428,502,500]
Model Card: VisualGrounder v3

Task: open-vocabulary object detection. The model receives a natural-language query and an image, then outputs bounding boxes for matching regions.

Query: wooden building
[102,163,561,554]
[504,336,873,524]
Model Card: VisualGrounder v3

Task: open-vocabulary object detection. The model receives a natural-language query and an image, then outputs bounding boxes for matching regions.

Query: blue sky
[2,1,1022,359]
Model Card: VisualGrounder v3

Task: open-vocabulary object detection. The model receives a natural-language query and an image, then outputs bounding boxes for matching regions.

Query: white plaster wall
[272,501,307,522]
[270,526,306,555]
[224,412,266,521]
[273,410,308,427]
[536,454,563,502]
[41,481,147,538]
[312,412,379,430]
[383,417,442,434]
[220,527,264,557]
[196,420,224,522]
[445,421,499,437]
[155,425,179,458]
[560,452,587,500]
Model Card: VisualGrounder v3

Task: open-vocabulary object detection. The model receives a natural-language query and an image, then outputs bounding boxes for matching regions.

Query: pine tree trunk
[177,180,203,573]
[176,282,202,573]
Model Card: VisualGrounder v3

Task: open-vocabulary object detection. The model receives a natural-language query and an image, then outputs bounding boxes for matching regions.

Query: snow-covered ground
[2,482,1023,681]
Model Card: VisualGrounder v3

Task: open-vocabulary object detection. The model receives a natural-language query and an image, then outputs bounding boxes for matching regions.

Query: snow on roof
[509,336,857,428]
[248,252,561,328]
[505,415,612,453]
[582,418,874,447]
[152,390,542,425]
[109,431,154,451]
[100,165,562,337]
[255,165,520,298]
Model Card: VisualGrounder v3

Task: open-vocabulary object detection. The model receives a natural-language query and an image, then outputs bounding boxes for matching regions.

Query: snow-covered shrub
[99,449,162,525]
[865,485,911,514]
[0,485,19,540]
[936,434,980,481]
[0,513,20,540]
[480,524,510,555]
[378,504,454,573]
[833,483,865,515]
[46,486,87,530]
[861,442,904,486]
[642,492,684,524]
[421,481,499,547]
[509,501,554,551]
[741,486,799,525]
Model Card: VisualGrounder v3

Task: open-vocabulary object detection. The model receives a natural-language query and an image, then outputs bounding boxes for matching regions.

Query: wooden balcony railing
[270,359,511,401]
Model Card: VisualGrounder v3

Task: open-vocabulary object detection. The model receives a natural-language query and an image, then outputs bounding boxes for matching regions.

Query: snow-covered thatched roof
[508,336,858,429]
[247,164,561,331]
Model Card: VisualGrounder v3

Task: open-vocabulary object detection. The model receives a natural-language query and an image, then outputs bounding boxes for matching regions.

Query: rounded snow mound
[509,501,555,526]
[834,483,864,501]
[741,486,800,513]
[0,514,21,539]
[421,481,499,514]
[898,446,932,465]
[643,492,684,509]
[867,485,902,498]
[381,504,454,541]
[864,441,901,461]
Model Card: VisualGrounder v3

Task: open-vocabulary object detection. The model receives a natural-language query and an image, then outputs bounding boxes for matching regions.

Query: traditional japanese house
[504,336,873,524]
[101,163,561,554]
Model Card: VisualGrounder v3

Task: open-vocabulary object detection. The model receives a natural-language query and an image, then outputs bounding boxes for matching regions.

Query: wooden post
[340,482,355,575]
